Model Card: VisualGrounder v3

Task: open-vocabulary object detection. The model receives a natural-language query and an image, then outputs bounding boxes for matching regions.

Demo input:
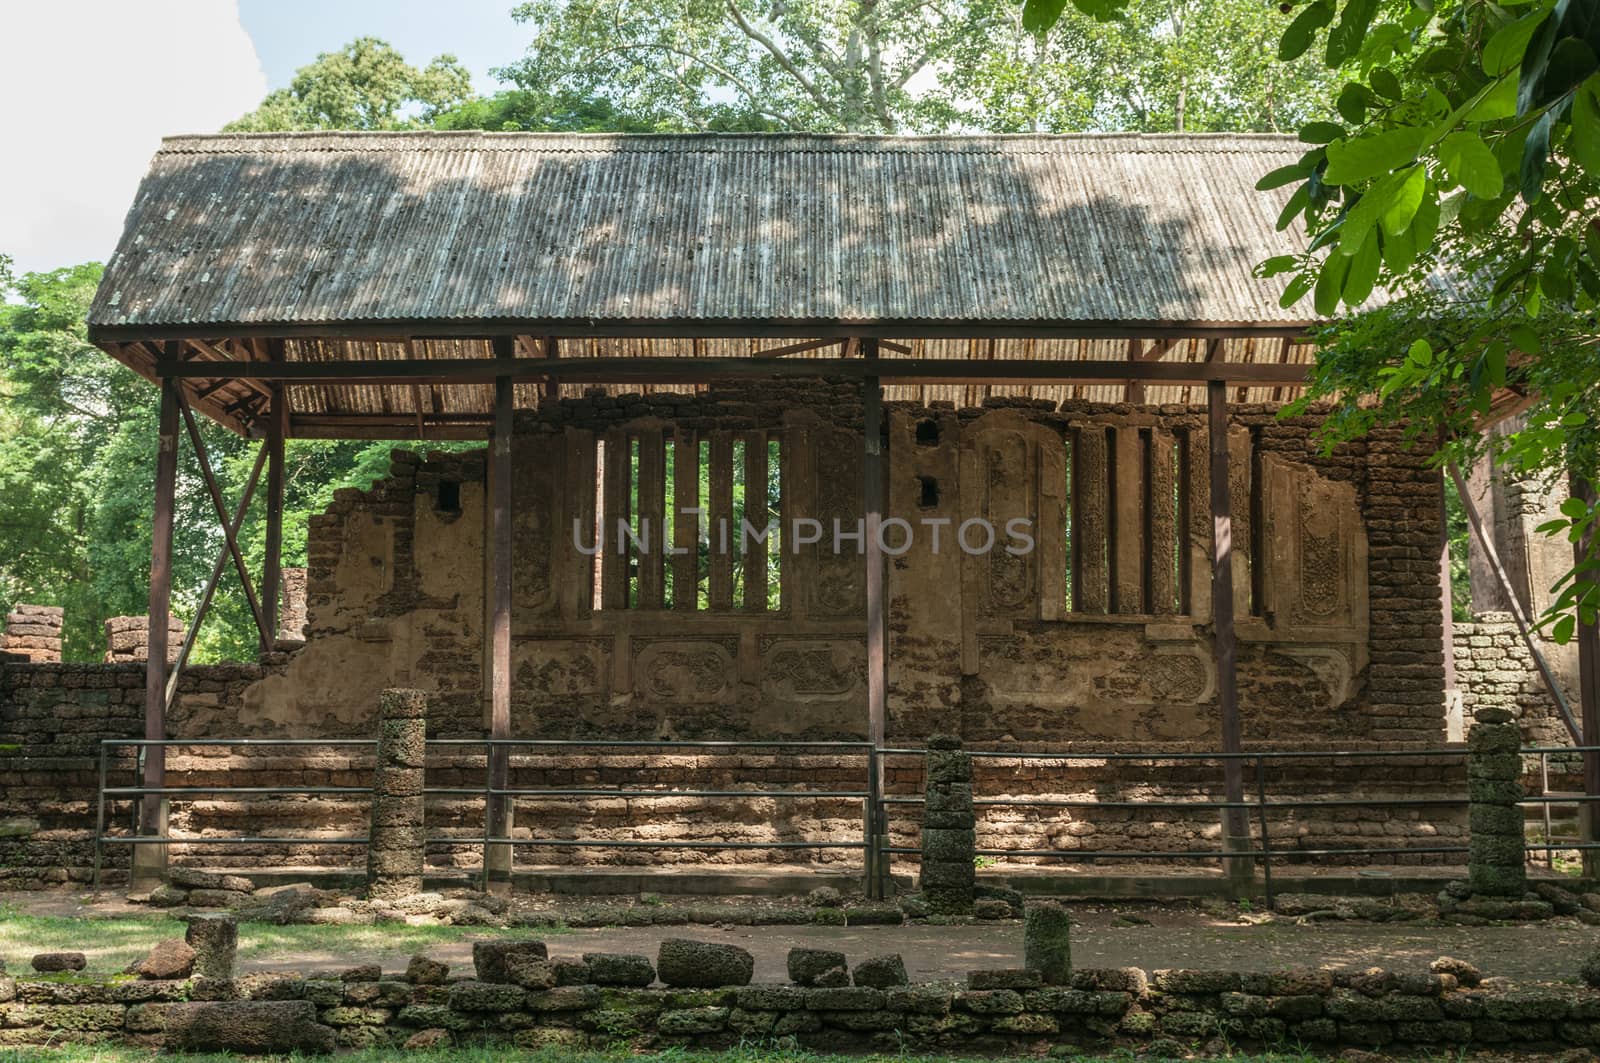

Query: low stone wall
[3,961,1598,1054]
[0,653,1473,885]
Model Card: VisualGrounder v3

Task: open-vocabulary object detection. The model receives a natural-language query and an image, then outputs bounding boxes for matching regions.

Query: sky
[0,0,521,277]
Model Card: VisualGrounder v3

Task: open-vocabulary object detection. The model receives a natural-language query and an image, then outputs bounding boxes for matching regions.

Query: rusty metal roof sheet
[89,132,1315,336]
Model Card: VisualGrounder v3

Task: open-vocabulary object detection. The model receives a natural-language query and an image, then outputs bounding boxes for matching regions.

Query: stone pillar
[920,734,975,915]
[1467,707,1527,897]
[1,605,63,663]
[104,615,184,663]
[184,913,237,980]
[368,688,428,900]
[277,567,308,642]
[1025,900,1073,984]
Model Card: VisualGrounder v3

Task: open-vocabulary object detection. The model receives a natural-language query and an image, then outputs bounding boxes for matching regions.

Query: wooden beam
[486,336,515,889]
[543,336,560,402]
[862,342,888,900]
[755,338,846,358]
[155,355,1313,386]
[137,378,181,886]
[263,386,288,644]
[673,430,699,610]
[1207,381,1250,892]
[178,398,270,649]
[167,445,267,709]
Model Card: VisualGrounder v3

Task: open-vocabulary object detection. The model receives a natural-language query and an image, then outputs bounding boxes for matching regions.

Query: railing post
[1254,755,1273,910]
[920,735,975,915]
[864,746,883,899]
[1467,706,1527,897]
[368,689,428,900]
[92,741,108,893]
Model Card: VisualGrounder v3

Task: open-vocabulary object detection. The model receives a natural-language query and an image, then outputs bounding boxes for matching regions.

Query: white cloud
[0,1,267,275]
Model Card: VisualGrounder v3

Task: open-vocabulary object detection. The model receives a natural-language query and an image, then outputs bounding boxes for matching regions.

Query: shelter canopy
[88,131,1323,437]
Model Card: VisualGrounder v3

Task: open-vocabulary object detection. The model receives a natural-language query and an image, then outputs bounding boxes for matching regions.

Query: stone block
[472,939,547,984]
[657,939,753,988]
[851,955,907,988]
[582,953,654,987]
[184,915,238,981]
[162,1000,336,1054]
[447,980,525,1011]
[1024,900,1072,985]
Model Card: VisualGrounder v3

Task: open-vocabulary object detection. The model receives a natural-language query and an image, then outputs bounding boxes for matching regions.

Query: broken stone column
[1,605,63,663]
[1025,899,1073,984]
[184,913,237,980]
[1468,707,1528,897]
[104,615,184,663]
[368,688,428,900]
[920,734,976,915]
[277,568,308,642]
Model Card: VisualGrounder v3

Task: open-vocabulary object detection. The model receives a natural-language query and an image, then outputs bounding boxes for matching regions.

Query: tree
[947,0,1337,134]
[227,37,473,132]
[433,87,673,132]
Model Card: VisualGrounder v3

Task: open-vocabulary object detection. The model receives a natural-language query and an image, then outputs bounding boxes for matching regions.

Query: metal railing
[427,738,883,895]
[880,744,1600,908]
[92,737,379,890]
[92,736,889,896]
[90,737,1600,904]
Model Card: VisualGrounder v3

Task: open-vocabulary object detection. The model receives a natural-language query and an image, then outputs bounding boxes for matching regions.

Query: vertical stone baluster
[368,688,428,900]
[920,735,975,915]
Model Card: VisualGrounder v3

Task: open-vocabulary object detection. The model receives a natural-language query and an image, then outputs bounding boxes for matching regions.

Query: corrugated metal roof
[89,132,1315,334]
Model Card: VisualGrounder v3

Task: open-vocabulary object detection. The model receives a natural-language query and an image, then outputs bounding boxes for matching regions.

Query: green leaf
[1280,1,1334,61]
[1438,131,1504,198]
[1484,10,1545,77]
[1485,341,1508,389]
[1521,109,1554,203]
[1299,120,1346,144]
[1021,0,1069,35]
[1370,67,1403,100]
[1562,498,1591,519]
[1341,235,1381,306]
[1326,0,1378,67]
[1510,323,1540,353]
[1380,165,1426,236]
[1257,164,1308,191]
[1382,219,1418,271]
[1314,252,1352,316]
[1407,338,1433,366]
[1464,73,1518,121]
[1278,271,1315,309]
[1255,254,1300,277]
[1323,126,1425,185]
[1336,83,1369,124]
[1340,169,1405,254]
[1409,183,1441,249]
[1570,76,1600,174]
[1553,614,1576,644]
[1276,183,1311,232]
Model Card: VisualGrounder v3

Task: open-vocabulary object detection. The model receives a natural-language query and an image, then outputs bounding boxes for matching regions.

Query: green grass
[0,904,545,973]
[0,1048,1336,1063]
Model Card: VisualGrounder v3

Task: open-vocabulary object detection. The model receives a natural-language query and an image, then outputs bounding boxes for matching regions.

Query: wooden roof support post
[1572,472,1600,877]
[485,336,515,892]
[262,384,287,647]
[862,340,889,900]
[136,376,181,888]
[1207,380,1252,896]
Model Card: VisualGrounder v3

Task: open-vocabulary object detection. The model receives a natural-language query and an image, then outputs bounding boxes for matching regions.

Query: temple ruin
[1,130,1592,894]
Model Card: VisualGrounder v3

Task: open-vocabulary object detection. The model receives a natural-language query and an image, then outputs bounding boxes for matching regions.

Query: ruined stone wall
[0,384,1457,881]
[215,385,1442,748]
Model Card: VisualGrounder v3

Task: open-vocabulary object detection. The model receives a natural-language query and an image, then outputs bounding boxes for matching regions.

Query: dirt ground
[6,891,1596,984]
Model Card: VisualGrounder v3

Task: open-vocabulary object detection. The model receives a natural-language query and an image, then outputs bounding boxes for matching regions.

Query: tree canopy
[226,37,474,132]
